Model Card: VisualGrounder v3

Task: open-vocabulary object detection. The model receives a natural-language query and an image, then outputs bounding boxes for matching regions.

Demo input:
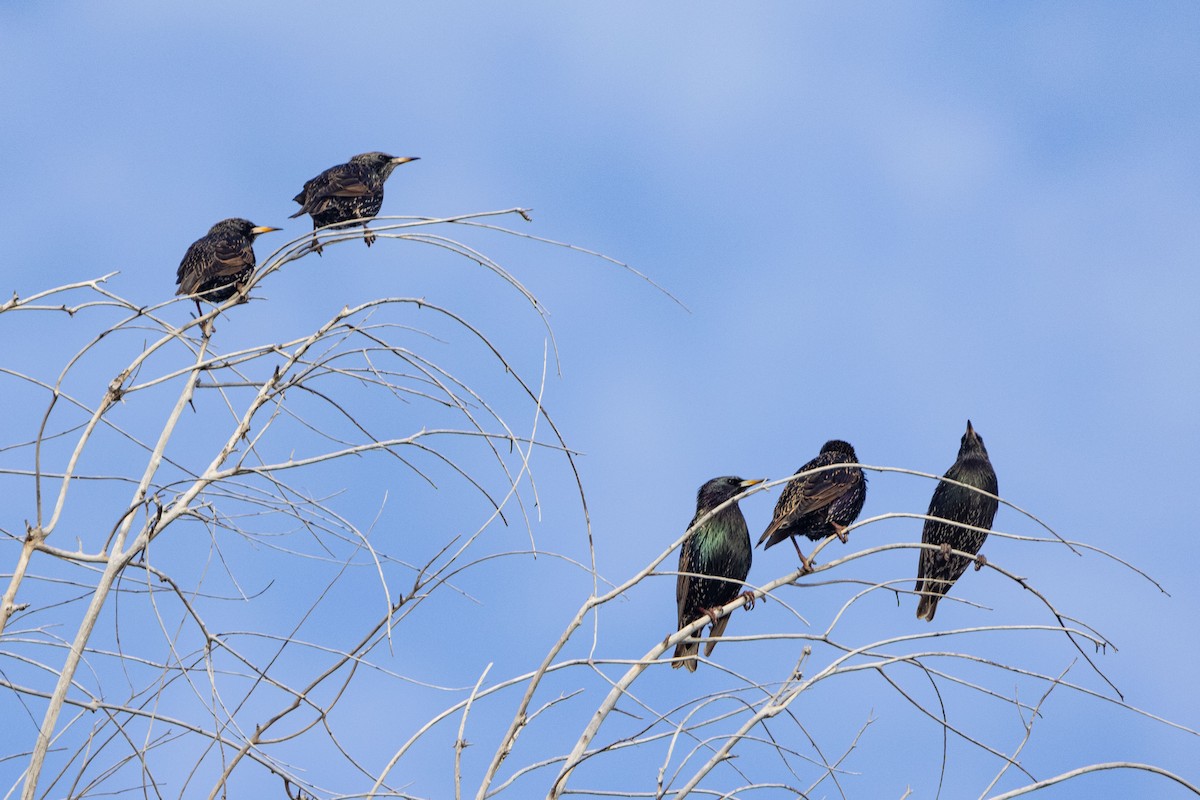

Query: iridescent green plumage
[674,476,762,672]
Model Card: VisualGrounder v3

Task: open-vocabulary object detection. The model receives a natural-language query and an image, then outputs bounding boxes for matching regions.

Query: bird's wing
[676,532,693,627]
[793,467,859,512]
[758,462,855,546]
[178,234,255,296]
[915,477,993,601]
[209,234,257,279]
[915,481,950,586]
[176,244,202,292]
[293,164,374,214]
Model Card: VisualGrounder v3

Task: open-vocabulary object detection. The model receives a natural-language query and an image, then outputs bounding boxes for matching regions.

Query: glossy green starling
[290,152,419,253]
[674,476,763,672]
[915,420,999,621]
[758,439,866,570]
[175,218,279,313]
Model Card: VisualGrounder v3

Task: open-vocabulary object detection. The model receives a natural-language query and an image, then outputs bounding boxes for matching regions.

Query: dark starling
[175,218,280,314]
[674,476,763,672]
[758,439,867,570]
[915,420,999,621]
[290,152,419,253]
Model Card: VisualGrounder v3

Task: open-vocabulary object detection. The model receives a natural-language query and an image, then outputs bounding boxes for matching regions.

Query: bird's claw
[831,522,849,544]
[364,228,376,247]
[739,590,757,611]
[938,542,952,562]
[702,607,721,625]
[974,553,988,571]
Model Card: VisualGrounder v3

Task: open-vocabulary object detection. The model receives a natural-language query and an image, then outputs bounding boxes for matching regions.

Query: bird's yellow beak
[391,156,420,165]
[739,478,765,489]
[252,226,281,235]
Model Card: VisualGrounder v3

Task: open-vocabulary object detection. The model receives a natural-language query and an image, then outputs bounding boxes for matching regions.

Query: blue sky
[2,2,1199,798]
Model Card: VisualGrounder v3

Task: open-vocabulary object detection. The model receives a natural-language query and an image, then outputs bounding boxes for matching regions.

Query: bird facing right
[674,476,763,672]
[915,420,999,621]
[175,218,280,315]
[758,439,866,570]
[291,152,419,253]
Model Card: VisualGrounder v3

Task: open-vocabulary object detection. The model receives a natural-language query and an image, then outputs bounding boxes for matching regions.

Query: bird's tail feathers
[703,615,732,657]
[757,520,783,549]
[672,641,699,672]
[915,591,939,621]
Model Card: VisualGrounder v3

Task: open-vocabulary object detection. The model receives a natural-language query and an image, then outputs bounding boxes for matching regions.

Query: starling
[758,439,866,570]
[674,476,764,672]
[915,420,999,621]
[175,218,280,314]
[290,152,419,253]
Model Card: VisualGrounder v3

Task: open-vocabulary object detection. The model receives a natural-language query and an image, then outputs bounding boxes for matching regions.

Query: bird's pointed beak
[252,226,281,235]
[739,478,766,489]
[965,419,978,441]
[391,156,420,165]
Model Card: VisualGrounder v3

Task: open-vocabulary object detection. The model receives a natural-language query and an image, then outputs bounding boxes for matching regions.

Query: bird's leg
[974,552,988,571]
[304,230,324,256]
[192,300,216,337]
[790,537,815,574]
[938,542,952,562]
[363,224,376,247]
[739,590,757,611]
[702,607,721,625]
[830,521,850,544]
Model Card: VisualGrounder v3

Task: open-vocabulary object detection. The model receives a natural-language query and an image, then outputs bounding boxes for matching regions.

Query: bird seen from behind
[915,420,999,621]
[758,439,866,571]
[674,476,764,672]
[291,152,419,254]
[175,218,280,316]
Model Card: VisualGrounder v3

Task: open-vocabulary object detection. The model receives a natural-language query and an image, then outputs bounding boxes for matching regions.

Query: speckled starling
[915,420,999,621]
[290,152,419,253]
[175,218,279,313]
[674,476,763,672]
[758,440,866,570]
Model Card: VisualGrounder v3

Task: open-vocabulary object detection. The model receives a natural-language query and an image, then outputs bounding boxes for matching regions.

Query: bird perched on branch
[674,476,763,672]
[175,218,279,315]
[915,420,999,621]
[758,439,866,571]
[290,152,419,253]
